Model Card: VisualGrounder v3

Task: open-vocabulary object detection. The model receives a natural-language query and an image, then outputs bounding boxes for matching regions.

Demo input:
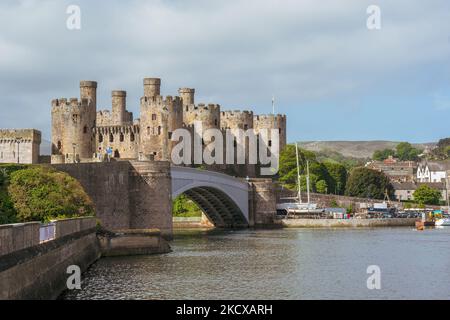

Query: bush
[1,165,94,223]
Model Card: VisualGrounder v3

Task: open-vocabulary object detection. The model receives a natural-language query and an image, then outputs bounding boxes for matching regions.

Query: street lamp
[72,143,77,163]
[15,137,22,164]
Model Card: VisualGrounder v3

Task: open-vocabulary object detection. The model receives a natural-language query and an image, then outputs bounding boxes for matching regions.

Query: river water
[61,227,450,300]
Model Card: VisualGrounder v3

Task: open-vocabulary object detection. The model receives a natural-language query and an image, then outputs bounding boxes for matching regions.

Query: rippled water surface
[61,227,450,299]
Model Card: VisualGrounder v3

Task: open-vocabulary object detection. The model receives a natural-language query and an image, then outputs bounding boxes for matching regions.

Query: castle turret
[178,88,195,106]
[143,78,161,97]
[112,90,126,125]
[254,114,287,151]
[183,103,221,131]
[80,80,97,109]
[50,81,98,163]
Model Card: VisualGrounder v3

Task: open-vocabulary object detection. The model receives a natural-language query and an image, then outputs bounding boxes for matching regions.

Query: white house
[416,162,450,183]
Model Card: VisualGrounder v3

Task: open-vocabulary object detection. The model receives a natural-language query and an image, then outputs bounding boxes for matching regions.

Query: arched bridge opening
[171,166,249,228]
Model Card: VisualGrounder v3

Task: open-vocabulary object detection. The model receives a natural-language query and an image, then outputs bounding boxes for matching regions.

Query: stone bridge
[53,160,277,238]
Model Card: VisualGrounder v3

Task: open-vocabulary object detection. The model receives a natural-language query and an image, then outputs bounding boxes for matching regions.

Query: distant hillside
[298,141,436,159]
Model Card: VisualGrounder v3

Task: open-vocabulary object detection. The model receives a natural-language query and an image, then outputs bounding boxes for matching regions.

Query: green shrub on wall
[0,164,94,224]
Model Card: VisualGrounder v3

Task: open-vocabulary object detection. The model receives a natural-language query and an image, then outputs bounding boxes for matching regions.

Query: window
[168,132,172,139]
[109,134,114,143]
[152,114,157,121]
[83,126,88,134]
[57,141,62,150]
[99,134,103,143]
[147,127,151,135]
[244,124,248,130]
[268,140,272,147]
[120,133,124,142]
[214,119,218,126]
[158,126,161,135]
[130,132,135,142]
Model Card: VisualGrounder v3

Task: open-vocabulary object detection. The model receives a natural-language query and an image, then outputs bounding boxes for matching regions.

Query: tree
[413,185,441,205]
[7,166,94,222]
[278,144,317,190]
[345,167,394,200]
[315,180,328,194]
[323,161,347,194]
[372,148,395,161]
[395,142,421,161]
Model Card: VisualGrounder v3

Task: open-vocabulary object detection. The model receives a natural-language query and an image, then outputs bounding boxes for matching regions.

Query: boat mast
[295,143,302,204]
[306,160,311,205]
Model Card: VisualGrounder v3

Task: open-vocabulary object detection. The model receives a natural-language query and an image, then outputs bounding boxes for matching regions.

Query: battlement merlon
[0,129,42,144]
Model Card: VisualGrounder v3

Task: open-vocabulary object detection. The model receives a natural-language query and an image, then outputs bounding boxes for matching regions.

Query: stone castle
[50,78,287,177]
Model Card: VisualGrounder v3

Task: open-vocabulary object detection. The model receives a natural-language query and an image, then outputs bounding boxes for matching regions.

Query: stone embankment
[0,217,170,300]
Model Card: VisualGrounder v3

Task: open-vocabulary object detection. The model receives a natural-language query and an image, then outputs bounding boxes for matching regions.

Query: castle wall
[0,129,41,164]
[94,125,140,159]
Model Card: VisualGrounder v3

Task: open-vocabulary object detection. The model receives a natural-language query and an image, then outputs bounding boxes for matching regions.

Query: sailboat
[276,143,323,215]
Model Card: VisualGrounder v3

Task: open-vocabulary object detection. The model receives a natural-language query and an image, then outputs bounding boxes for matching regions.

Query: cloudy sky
[1,0,450,143]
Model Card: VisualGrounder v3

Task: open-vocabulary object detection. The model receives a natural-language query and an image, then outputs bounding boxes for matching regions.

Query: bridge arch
[171,166,249,227]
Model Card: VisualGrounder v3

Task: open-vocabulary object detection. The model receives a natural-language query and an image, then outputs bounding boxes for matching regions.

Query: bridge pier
[248,179,277,227]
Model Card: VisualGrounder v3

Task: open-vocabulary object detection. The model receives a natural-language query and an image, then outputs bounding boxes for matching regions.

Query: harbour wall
[0,217,100,300]
[277,218,417,228]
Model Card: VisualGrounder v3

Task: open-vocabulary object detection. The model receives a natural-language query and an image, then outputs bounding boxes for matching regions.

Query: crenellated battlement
[94,124,140,135]
[185,103,220,113]
[254,114,286,122]
[221,110,253,118]
[140,95,182,106]
[51,97,90,111]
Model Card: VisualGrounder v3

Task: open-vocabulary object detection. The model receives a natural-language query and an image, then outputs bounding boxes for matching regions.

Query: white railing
[39,222,55,243]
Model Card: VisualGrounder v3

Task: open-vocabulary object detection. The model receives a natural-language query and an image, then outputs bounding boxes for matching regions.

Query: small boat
[415,220,425,230]
[435,218,450,226]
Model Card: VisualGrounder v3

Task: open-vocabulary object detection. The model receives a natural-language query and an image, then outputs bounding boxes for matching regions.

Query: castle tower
[143,78,161,97]
[183,103,221,131]
[139,78,171,161]
[111,90,126,125]
[221,110,255,177]
[51,81,97,163]
[178,88,195,106]
[253,114,287,152]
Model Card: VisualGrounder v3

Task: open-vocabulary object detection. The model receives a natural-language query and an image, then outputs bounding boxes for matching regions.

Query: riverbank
[173,216,214,229]
[275,218,417,228]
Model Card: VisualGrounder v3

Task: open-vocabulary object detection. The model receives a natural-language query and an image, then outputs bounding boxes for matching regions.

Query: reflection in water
[61,227,450,300]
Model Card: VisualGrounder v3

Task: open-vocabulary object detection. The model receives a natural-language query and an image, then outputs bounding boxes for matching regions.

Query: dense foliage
[413,185,442,205]
[173,194,202,217]
[0,165,94,224]
[429,138,450,160]
[372,142,422,161]
[278,144,347,195]
[372,148,396,161]
[345,167,394,200]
